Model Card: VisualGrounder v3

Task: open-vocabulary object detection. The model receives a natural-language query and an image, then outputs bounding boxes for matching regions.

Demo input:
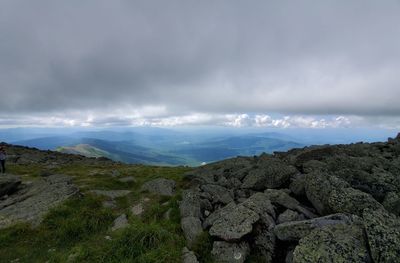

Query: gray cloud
[0,0,400,125]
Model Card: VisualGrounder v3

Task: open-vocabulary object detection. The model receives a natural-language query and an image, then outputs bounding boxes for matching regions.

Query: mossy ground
[0,162,191,263]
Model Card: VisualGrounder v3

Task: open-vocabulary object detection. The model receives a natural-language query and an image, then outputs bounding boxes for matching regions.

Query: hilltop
[1,134,400,262]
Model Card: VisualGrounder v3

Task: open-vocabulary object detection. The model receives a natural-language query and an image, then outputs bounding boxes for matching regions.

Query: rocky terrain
[180,134,400,262]
[1,135,400,262]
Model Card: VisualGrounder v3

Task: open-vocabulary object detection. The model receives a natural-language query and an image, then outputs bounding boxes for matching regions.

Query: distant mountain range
[7,130,302,166]
[2,127,395,166]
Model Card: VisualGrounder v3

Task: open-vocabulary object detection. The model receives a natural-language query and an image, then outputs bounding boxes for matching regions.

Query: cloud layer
[0,1,400,127]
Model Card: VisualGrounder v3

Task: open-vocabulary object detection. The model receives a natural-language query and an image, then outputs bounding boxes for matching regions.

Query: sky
[0,0,400,129]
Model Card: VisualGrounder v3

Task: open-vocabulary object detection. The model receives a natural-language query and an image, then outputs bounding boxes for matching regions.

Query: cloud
[0,0,399,127]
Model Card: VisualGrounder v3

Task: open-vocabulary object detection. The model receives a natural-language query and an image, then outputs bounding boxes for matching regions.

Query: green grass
[0,162,192,263]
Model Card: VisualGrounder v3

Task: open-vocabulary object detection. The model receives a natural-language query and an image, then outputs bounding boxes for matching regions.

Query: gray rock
[274,213,356,241]
[240,192,276,222]
[327,187,383,216]
[363,208,400,262]
[91,190,131,199]
[277,209,304,224]
[289,174,306,196]
[264,189,316,219]
[141,178,176,196]
[382,191,400,216]
[0,174,21,197]
[211,241,250,263]
[0,174,78,228]
[200,184,233,205]
[131,203,144,216]
[118,176,136,183]
[203,202,237,229]
[209,202,259,241]
[182,247,199,263]
[111,214,129,231]
[293,223,371,263]
[304,172,349,215]
[241,157,296,190]
[180,190,201,218]
[181,216,203,247]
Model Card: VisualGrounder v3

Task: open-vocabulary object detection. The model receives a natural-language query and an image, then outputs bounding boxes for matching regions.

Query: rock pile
[180,134,400,262]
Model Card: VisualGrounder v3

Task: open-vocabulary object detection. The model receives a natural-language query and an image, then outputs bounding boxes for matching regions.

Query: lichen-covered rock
[211,241,250,263]
[274,213,356,241]
[180,190,202,218]
[327,187,383,216]
[182,247,199,263]
[264,189,316,219]
[304,173,349,215]
[277,209,304,224]
[209,203,259,241]
[240,192,276,220]
[241,157,296,190]
[203,202,236,229]
[289,174,306,196]
[363,208,400,262]
[181,216,203,247]
[200,184,234,205]
[141,178,176,196]
[382,191,400,216]
[293,223,371,263]
[0,174,21,197]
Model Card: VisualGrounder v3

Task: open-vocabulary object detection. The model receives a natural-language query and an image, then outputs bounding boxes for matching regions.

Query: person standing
[0,146,6,173]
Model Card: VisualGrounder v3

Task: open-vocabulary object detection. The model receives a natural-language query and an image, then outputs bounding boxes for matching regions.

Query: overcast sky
[0,0,400,129]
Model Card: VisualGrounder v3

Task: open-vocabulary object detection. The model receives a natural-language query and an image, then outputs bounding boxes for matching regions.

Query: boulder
[111,214,129,231]
[293,224,371,263]
[0,174,21,197]
[180,190,202,218]
[289,174,306,196]
[211,241,250,263]
[182,247,199,263]
[200,184,233,205]
[240,192,276,220]
[203,202,237,229]
[304,172,349,215]
[363,208,400,262]
[241,157,296,190]
[131,203,144,216]
[181,216,203,247]
[209,203,259,241]
[327,187,383,216]
[274,213,356,241]
[141,178,176,196]
[264,189,316,219]
[277,209,304,224]
[0,174,78,228]
[382,191,400,216]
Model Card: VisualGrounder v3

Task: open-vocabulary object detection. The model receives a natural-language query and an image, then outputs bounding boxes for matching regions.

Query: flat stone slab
[0,174,78,228]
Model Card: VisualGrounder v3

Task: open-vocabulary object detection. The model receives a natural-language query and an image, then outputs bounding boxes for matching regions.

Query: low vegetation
[0,161,191,263]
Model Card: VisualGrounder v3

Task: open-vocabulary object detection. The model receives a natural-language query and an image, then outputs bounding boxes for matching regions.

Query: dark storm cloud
[0,0,400,119]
